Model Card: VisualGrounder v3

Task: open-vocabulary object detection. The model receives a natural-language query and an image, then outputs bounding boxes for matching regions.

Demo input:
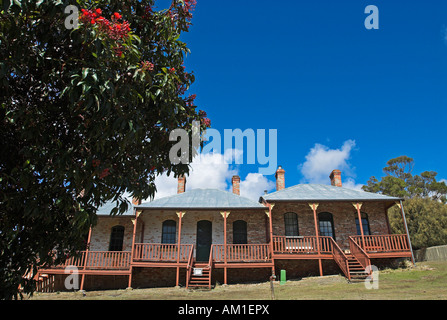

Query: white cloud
[342,178,364,191]
[240,173,275,201]
[299,140,357,185]
[147,150,274,202]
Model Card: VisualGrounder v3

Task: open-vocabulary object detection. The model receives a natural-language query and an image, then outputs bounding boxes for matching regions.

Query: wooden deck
[35,234,412,289]
[38,234,411,272]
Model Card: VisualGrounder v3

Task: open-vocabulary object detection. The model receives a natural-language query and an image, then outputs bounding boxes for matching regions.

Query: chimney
[232,175,241,195]
[177,175,186,194]
[330,170,342,187]
[132,197,141,206]
[275,166,285,191]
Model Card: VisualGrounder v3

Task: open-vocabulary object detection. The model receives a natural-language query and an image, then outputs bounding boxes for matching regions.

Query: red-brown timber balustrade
[212,244,273,268]
[132,243,193,267]
[350,234,412,258]
[38,251,132,275]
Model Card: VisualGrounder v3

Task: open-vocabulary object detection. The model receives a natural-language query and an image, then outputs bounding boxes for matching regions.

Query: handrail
[208,245,214,268]
[207,245,214,289]
[329,238,350,280]
[186,245,195,289]
[349,236,371,270]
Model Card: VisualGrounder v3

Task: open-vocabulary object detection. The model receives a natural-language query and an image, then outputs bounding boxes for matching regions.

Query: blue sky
[152,0,447,199]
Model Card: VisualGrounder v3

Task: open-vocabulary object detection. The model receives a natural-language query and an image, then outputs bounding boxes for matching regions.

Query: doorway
[196,220,212,261]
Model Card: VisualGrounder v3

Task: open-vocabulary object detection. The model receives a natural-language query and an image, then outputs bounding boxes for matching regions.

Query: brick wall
[275,259,340,279]
[90,202,392,254]
[89,210,269,256]
[138,209,269,247]
[270,201,391,249]
[90,216,137,251]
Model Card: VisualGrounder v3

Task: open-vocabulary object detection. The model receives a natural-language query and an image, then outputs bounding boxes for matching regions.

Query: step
[190,276,210,280]
[348,262,362,266]
[190,280,210,284]
[349,268,366,272]
[188,284,211,288]
[348,264,363,268]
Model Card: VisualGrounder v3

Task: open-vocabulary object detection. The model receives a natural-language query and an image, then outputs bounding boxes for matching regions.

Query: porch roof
[136,188,266,211]
[261,184,402,203]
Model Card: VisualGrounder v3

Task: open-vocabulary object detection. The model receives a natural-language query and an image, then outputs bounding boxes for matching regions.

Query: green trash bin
[280,270,286,285]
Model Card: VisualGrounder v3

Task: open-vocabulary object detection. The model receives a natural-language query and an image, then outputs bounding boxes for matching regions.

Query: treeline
[363,156,447,249]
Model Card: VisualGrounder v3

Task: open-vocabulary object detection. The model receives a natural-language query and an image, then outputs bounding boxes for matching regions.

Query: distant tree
[0,0,208,299]
[363,156,447,203]
[363,156,447,249]
[388,197,447,249]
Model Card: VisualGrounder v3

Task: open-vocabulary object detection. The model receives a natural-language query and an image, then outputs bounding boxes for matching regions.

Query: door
[196,220,212,261]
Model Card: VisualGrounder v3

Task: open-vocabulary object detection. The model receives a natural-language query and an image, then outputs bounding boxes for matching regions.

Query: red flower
[141,61,154,72]
[92,159,101,167]
[80,8,131,57]
[99,168,111,179]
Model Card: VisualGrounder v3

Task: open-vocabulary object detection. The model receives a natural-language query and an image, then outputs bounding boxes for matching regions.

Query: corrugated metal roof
[96,200,135,216]
[137,188,266,210]
[261,184,401,202]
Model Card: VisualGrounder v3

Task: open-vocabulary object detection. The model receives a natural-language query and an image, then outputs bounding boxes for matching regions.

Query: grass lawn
[28,261,447,300]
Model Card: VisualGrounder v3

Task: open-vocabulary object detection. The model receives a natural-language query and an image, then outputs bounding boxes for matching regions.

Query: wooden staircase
[346,254,368,282]
[187,262,212,289]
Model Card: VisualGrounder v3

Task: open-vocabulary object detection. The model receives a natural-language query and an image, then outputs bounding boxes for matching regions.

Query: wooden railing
[185,245,195,289]
[85,251,131,269]
[349,237,371,270]
[351,235,410,253]
[61,251,87,269]
[207,245,214,288]
[329,238,350,280]
[42,251,131,270]
[133,243,193,262]
[212,244,271,263]
[273,236,333,254]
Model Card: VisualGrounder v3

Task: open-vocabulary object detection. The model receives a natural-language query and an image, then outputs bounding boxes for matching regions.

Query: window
[233,220,248,244]
[355,212,371,236]
[109,226,125,251]
[318,212,335,240]
[284,212,299,237]
[161,220,176,244]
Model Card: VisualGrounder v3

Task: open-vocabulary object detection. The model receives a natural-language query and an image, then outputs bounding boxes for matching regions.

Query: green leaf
[82,68,89,79]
